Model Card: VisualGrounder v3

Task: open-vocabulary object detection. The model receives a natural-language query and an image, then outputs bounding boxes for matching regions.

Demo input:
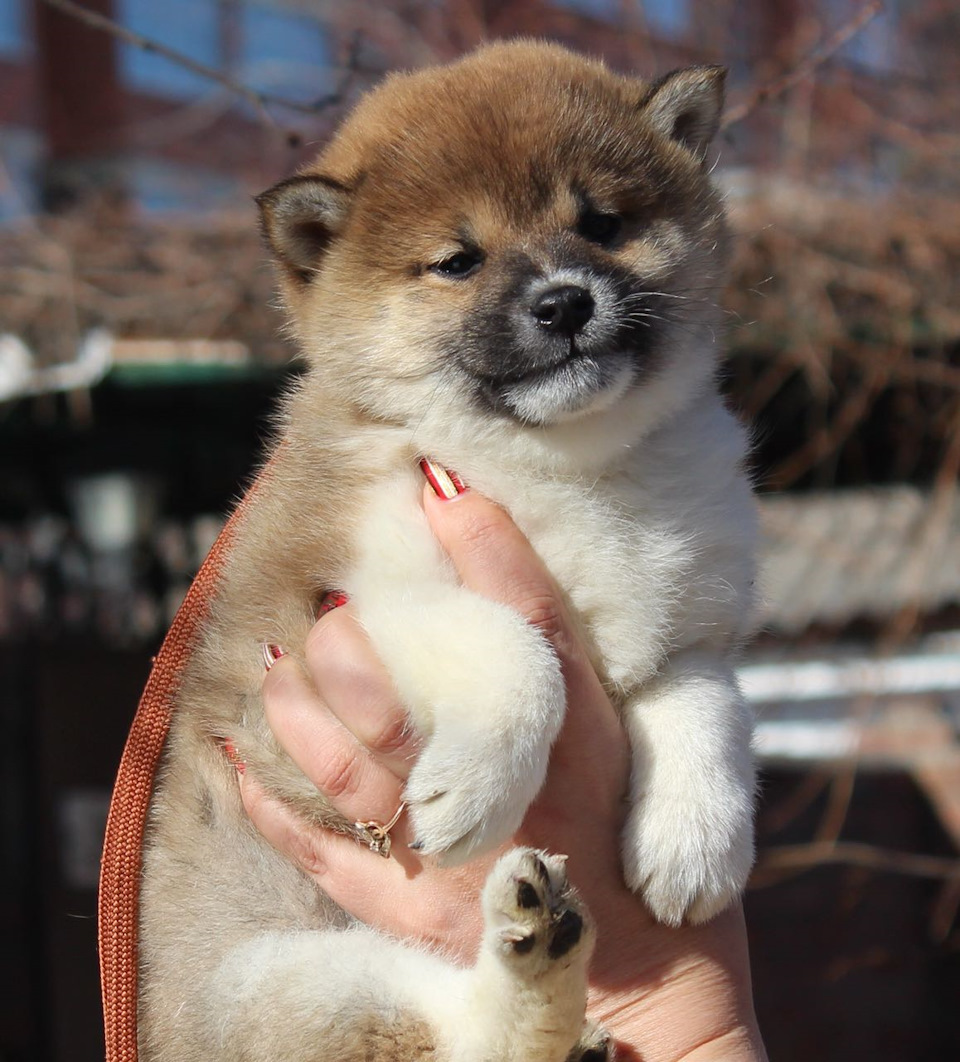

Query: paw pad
[512,934,537,955]
[517,880,541,909]
[547,909,583,959]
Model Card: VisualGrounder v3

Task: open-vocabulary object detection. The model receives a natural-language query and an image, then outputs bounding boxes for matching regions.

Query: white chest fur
[340,390,757,922]
[462,391,757,693]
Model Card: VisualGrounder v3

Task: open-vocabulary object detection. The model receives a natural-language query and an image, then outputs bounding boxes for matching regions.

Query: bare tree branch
[723,0,884,128]
[38,0,358,125]
[752,841,960,885]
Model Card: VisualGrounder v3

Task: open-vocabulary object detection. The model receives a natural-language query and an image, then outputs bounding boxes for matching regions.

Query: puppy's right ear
[255,175,352,283]
[639,66,726,161]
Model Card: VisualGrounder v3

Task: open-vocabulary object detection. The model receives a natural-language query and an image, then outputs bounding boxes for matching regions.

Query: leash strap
[97,473,260,1060]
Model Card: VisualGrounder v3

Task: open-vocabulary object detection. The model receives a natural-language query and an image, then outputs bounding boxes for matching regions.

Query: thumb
[421,478,622,749]
[422,482,574,657]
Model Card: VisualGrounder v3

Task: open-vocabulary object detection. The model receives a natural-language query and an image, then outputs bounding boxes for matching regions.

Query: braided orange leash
[97,474,260,1061]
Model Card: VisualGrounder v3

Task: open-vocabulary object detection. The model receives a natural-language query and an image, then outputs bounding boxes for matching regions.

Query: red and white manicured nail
[261,643,286,671]
[317,590,349,617]
[419,458,467,500]
[222,738,246,775]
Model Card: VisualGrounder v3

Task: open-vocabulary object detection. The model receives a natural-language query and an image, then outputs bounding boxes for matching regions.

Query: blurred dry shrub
[3,0,960,493]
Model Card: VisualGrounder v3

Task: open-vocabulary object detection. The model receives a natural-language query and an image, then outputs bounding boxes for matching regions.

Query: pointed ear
[640,65,726,161]
[255,175,352,283]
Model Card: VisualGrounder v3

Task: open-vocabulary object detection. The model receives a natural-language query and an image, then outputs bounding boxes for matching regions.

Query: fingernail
[261,643,287,671]
[222,738,246,775]
[419,458,467,500]
[317,590,349,617]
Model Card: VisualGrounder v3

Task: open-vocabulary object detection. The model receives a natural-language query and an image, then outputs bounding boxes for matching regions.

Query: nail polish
[419,458,467,499]
[317,590,349,617]
[261,643,286,671]
[222,738,246,775]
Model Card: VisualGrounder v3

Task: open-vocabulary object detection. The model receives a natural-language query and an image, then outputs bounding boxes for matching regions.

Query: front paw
[405,724,552,863]
[363,590,565,862]
[622,781,754,926]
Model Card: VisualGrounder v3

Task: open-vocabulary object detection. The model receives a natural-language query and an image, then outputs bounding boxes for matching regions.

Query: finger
[422,483,578,659]
[261,655,408,835]
[304,603,421,778]
[238,773,485,953]
[422,480,624,754]
[239,772,411,891]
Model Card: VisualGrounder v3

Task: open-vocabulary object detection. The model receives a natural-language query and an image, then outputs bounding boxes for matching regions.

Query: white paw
[405,721,553,863]
[622,778,754,926]
[482,849,594,972]
[362,590,565,862]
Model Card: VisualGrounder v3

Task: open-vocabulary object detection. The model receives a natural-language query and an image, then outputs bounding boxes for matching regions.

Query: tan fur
[139,40,755,1061]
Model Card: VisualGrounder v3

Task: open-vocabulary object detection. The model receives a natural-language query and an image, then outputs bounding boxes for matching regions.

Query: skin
[239,482,768,1062]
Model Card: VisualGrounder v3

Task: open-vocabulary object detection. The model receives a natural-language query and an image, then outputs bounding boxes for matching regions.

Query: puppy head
[258,41,729,463]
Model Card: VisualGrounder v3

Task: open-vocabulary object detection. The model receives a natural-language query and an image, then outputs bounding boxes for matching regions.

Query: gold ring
[354,802,406,859]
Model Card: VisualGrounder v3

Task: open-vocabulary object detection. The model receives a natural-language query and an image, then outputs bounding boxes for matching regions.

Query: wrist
[582,901,765,1062]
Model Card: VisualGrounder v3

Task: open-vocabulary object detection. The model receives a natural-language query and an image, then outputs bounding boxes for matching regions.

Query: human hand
[239,478,766,1061]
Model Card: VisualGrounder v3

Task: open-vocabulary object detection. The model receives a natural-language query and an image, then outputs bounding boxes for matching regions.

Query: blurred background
[1,1,959,1059]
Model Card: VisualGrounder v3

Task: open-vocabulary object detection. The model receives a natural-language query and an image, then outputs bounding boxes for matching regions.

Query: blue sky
[118,0,331,103]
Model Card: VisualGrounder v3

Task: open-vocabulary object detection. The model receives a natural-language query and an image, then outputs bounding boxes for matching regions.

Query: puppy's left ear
[256,174,352,283]
[640,65,726,161]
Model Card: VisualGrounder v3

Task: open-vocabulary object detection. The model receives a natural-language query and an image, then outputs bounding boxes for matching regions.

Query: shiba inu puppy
[138,40,757,1062]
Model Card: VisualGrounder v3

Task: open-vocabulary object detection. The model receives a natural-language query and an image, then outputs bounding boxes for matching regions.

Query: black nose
[530,285,595,336]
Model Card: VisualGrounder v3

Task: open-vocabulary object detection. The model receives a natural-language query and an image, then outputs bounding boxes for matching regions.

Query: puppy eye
[577,211,622,245]
[431,250,483,278]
